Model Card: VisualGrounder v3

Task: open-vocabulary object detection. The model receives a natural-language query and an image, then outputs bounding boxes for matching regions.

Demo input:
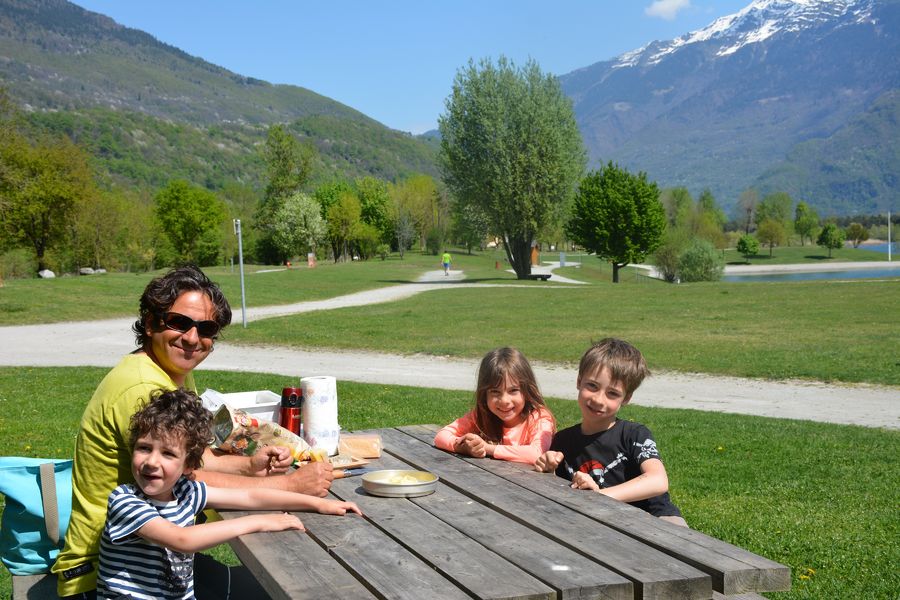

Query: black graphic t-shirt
[550,419,681,517]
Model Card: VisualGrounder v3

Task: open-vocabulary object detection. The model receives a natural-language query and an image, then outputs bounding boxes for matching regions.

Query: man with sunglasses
[54,265,333,599]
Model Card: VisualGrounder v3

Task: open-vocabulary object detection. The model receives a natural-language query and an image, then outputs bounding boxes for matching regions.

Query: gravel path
[2,264,896,430]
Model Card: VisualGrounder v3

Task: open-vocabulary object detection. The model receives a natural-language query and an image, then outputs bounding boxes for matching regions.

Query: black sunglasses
[162,312,221,339]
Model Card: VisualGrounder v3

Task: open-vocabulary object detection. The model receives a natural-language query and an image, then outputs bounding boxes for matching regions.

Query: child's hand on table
[534,450,564,472]
[455,433,489,458]
[570,471,601,492]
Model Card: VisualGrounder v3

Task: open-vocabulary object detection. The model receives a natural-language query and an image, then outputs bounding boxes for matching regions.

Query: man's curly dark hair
[130,388,213,471]
[132,265,232,348]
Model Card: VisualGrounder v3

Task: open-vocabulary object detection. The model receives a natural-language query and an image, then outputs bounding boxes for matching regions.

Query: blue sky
[71,0,750,134]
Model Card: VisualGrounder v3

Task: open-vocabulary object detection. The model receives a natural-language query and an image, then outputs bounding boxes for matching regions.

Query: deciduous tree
[256,124,316,263]
[756,218,786,257]
[817,223,845,258]
[272,192,327,259]
[439,56,585,278]
[326,191,361,262]
[736,188,759,234]
[755,192,794,243]
[567,162,666,283]
[154,180,226,266]
[794,201,820,246]
[845,222,869,248]
[0,131,97,272]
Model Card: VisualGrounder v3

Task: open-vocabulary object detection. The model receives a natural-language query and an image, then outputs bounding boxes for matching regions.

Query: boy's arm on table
[136,512,305,555]
[584,457,669,502]
[204,486,361,516]
[193,460,334,497]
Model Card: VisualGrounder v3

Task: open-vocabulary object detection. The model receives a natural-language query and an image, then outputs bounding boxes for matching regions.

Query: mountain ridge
[0,0,440,193]
[560,0,899,215]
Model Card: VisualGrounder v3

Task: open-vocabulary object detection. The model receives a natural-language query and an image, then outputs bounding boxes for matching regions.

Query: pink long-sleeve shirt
[433,407,555,464]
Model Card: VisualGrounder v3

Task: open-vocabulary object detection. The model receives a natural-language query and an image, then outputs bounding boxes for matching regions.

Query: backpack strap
[38,462,60,545]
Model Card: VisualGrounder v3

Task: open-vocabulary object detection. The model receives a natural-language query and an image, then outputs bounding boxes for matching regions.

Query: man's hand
[248,446,293,476]
[534,450,564,472]
[455,433,487,458]
[570,471,600,492]
[286,461,334,497]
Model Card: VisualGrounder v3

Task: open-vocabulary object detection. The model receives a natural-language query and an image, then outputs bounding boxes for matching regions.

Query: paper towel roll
[300,376,340,455]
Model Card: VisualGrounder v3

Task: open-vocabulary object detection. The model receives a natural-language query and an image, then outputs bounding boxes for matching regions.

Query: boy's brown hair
[578,338,650,397]
[130,388,213,470]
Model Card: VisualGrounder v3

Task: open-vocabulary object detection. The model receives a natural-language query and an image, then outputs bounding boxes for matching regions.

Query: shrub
[376,243,391,260]
[677,239,724,282]
[652,235,685,283]
[736,234,760,262]
[0,248,38,279]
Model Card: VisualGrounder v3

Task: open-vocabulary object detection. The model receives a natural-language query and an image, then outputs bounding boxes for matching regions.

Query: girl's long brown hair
[473,347,548,442]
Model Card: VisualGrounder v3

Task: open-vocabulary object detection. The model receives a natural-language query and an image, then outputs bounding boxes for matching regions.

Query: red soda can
[280,387,302,435]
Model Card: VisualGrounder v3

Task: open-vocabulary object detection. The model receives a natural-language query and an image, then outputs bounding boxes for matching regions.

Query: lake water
[854,242,897,255]
[723,266,900,282]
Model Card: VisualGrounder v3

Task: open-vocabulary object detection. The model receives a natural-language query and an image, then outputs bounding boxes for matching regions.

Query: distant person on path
[441,250,452,275]
[97,389,360,600]
[534,338,686,526]
[434,347,555,464]
[54,265,334,599]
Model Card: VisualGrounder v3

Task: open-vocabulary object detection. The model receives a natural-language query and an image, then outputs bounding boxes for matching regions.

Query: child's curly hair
[130,388,213,470]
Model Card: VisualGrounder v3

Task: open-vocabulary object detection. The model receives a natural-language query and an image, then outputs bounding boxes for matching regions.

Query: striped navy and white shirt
[97,477,207,600]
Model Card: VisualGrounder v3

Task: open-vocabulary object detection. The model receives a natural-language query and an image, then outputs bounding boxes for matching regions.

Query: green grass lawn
[226,278,900,385]
[0,367,897,599]
[721,243,889,265]
[0,250,549,326]
[6,250,893,385]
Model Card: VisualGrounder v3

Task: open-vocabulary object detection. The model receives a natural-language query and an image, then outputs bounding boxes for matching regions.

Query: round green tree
[567,162,666,283]
[736,234,760,263]
[817,222,846,258]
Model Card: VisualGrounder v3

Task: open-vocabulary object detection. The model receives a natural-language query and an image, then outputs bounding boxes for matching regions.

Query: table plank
[376,428,711,600]
[342,451,632,600]
[299,507,475,600]
[331,456,556,600]
[404,425,791,596]
[219,509,376,600]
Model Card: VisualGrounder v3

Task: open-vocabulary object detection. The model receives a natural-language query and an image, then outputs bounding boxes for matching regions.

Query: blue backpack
[0,457,73,575]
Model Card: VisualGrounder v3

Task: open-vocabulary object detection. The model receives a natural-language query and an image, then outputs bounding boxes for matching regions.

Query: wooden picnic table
[218,425,790,600]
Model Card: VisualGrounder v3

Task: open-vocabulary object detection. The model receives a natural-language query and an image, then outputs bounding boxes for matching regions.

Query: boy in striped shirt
[97,389,361,599]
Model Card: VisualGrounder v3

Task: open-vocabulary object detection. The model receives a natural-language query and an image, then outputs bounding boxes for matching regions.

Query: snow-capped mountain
[616,0,874,68]
[561,0,899,215]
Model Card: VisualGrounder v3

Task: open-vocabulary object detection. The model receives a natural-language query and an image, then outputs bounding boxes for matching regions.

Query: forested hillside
[0,0,440,194]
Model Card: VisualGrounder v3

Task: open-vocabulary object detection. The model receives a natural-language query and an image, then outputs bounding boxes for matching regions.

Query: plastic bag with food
[211,404,319,462]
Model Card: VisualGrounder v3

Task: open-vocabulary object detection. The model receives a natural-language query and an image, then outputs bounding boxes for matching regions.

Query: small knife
[334,467,377,478]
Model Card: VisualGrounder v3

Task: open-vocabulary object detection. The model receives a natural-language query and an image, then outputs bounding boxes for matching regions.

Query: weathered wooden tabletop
[219,425,790,600]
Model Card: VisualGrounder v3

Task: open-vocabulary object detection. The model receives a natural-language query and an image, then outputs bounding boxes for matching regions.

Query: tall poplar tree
[439,57,585,278]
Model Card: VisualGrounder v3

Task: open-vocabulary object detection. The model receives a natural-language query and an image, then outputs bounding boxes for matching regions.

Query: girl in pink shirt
[434,347,555,464]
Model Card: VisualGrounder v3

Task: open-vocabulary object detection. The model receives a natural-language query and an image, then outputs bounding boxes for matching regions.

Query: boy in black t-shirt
[534,338,686,525]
